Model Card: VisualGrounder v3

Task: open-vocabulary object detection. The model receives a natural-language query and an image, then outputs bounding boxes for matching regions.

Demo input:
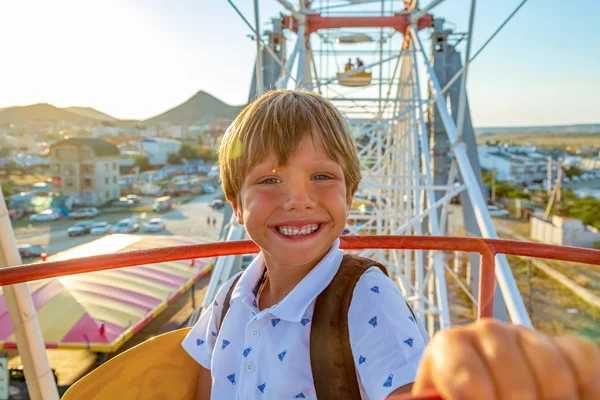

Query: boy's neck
[259,248,331,309]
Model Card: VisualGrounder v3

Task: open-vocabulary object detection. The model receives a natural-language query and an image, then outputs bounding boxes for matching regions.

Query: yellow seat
[337,71,372,87]
[63,328,200,400]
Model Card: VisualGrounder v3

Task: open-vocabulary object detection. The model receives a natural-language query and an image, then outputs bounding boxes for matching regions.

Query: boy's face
[231,133,350,271]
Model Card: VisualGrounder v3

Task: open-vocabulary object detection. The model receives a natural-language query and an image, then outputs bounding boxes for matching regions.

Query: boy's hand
[412,319,600,400]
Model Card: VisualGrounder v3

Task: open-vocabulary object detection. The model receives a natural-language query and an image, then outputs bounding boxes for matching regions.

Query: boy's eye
[260,178,280,184]
[313,174,331,181]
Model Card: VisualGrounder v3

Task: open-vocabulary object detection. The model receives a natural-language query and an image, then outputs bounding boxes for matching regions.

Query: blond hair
[218,89,361,203]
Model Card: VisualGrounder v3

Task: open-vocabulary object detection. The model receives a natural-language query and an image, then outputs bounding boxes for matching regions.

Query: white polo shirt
[182,239,427,399]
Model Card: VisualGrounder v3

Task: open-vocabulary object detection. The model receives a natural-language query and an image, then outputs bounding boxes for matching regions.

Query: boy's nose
[282,182,316,211]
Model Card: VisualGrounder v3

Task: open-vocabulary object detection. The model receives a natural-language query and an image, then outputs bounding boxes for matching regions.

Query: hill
[0,103,98,126]
[0,103,118,126]
[144,91,244,125]
[64,106,116,122]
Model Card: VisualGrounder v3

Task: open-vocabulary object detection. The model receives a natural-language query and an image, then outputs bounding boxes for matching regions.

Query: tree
[1,160,18,179]
[180,143,200,160]
[0,146,12,158]
[1,181,13,198]
[130,155,151,172]
[563,166,583,179]
[167,152,183,165]
[198,147,217,161]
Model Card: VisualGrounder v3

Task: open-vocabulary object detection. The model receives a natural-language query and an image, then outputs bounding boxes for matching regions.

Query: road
[15,192,227,261]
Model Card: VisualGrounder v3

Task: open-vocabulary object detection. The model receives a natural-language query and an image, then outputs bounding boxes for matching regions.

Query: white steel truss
[228,0,533,333]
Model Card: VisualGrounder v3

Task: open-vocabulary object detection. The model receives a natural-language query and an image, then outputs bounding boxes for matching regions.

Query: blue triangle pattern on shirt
[253,298,258,308]
[196,338,204,346]
[294,393,306,398]
[243,347,252,357]
[278,350,287,361]
[368,316,378,327]
[211,331,217,337]
[383,374,393,387]
[404,337,414,347]
[370,285,380,293]
[301,318,311,326]
[221,339,231,350]
[409,316,415,323]
[271,318,281,327]
[227,373,236,385]
[214,299,218,306]
[258,383,266,393]
[358,355,367,365]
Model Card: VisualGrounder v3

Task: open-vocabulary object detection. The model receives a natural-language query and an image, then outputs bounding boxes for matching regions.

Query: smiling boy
[183,89,600,399]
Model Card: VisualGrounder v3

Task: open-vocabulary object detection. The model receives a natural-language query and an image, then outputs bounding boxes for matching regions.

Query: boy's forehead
[253,147,342,170]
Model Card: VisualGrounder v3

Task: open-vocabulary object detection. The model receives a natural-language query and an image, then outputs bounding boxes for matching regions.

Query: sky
[0,0,598,127]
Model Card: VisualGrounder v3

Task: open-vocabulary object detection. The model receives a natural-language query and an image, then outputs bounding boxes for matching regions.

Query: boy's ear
[227,196,244,225]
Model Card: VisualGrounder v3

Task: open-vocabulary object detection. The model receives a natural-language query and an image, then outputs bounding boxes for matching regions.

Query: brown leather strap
[218,273,243,332]
[310,254,387,400]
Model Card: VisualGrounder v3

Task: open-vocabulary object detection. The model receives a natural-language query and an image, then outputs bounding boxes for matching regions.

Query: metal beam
[410,26,532,328]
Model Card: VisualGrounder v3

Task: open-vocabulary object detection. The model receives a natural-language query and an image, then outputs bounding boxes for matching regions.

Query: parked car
[210,199,224,210]
[90,222,112,235]
[359,203,375,214]
[111,197,135,207]
[67,221,94,237]
[487,205,509,218]
[112,218,140,234]
[70,207,100,219]
[143,218,166,232]
[29,209,60,222]
[18,244,47,258]
[125,194,141,204]
[153,196,173,212]
[202,184,216,194]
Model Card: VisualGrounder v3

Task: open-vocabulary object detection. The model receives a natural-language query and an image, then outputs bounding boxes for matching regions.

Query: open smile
[270,222,327,241]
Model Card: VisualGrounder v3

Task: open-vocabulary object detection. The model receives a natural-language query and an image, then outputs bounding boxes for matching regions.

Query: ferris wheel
[225,0,532,334]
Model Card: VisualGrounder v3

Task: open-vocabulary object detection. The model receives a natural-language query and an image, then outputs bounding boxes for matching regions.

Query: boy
[183,90,600,399]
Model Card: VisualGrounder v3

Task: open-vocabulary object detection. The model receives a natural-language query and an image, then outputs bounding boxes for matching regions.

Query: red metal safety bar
[2,236,599,400]
[282,13,434,35]
[2,236,599,319]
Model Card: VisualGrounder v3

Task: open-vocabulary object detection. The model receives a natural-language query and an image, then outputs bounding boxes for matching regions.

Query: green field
[476,131,600,149]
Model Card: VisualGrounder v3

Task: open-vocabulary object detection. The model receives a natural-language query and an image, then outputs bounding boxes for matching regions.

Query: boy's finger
[413,328,495,400]
[470,320,538,400]
[551,335,600,400]
[516,327,578,400]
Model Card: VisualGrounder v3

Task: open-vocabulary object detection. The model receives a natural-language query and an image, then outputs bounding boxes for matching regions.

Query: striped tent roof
[0,234,213,353]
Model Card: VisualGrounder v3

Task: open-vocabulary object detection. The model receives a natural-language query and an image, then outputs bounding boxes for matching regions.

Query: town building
[92,123,121,138]
[118,138,182,165]
[477,144,548,185]
[49,138,121,206]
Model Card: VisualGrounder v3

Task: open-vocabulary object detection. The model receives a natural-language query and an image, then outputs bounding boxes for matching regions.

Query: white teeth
[277,224,319,236]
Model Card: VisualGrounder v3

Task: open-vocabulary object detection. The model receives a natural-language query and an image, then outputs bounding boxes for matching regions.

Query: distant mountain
[144,91,244,125]
[476,124,600,136]
[0,103,92,126]
[0,103,116,126]
[64,106,116,122]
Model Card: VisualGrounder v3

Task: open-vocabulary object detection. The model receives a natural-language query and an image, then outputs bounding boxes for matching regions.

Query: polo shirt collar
[228,240,344,322]
[271,239,343,322]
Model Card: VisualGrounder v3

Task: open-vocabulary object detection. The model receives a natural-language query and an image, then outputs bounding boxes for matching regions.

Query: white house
[478,144,547,185]
[92,123,121,138]
[118,138,182,165]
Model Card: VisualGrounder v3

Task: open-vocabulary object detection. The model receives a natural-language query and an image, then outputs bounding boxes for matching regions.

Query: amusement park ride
[0,0,598,399]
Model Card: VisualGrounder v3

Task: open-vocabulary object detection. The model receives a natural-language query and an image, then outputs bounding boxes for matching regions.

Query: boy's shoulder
[215,270,244,304]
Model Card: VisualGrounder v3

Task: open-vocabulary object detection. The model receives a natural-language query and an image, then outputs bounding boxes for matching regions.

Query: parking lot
[15,192,226,261]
